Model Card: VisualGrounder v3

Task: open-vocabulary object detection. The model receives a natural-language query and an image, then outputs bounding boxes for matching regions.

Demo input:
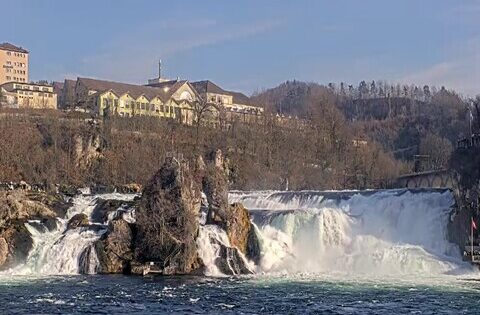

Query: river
[1,188,479,313]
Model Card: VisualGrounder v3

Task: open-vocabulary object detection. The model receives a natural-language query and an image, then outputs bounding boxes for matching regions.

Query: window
[141,103,145,110]
[150,104,155,111]
[160,105,164,112]
[6,52,11,56]
[125,102,130,109]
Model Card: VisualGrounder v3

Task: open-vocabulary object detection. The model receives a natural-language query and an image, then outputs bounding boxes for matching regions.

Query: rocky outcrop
[0,224,33,270]
[66,213,89,230]
[224,203,261,262]
[203,151,230,225]
[73,133,103,170]
[0,190,70,270]
[95,218,133,274]
[202,150,261,265]
[134,156,202,275]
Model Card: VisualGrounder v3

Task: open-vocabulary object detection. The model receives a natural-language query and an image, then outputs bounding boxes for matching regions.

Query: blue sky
[1,0,479,95]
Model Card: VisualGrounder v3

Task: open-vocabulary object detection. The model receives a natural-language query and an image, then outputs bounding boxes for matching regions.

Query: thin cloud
[77,18,283,83]
[401,38,480,96]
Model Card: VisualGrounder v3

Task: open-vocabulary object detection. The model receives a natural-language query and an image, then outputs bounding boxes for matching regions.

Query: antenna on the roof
[158,59,162,79]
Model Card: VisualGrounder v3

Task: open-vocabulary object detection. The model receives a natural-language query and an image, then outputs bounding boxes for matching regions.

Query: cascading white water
[3,193,136,276]
[2,188,472,278]
[230,189,472,277]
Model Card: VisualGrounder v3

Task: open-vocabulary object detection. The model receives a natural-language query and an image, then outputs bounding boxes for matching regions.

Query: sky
[1,0,479,96]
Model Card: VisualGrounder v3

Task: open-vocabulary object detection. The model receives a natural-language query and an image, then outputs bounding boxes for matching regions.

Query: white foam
[232,190,474,277]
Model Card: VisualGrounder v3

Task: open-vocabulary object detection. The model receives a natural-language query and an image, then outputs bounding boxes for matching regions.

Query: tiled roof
[191,80,226,95]
[77,77,174,102]
[228,91,252,106]
[0,43,29,53]
[191,80,252,106]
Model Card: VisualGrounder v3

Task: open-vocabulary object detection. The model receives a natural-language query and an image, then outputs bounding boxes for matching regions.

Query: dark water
[1,275,480,314]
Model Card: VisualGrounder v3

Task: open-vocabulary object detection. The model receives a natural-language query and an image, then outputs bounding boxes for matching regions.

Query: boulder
[0,223,33,270]
[135,156,202,274]
[215,243,253,275]
[66,213,89,230]
[91,199,135,223]
[95,218,133,274]
[117,183,142,194]
[224,203,261,262]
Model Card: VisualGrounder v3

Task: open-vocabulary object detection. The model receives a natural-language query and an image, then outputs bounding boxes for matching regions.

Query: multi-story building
[191,80,263,114]
[0,43,29,85]
[0,82,57,109]
[56,74,264,126]
[70,77,200,125]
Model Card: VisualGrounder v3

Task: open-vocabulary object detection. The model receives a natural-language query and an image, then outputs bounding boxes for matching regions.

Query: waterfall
[230,189,471,276]
[1,188,472,277]
[2,193,136,276]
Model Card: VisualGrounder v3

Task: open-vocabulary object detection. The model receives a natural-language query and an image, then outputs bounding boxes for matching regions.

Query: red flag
[472,218,477,230]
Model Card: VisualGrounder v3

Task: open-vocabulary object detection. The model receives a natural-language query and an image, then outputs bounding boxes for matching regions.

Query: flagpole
[472,217,475,262]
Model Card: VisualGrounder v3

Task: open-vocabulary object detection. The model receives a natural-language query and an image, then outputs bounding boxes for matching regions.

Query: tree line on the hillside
[1,78,476,190]
[252,80,476,172]
[0,106,405,191]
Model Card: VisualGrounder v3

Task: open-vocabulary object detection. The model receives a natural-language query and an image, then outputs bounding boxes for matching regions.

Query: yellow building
[191,80,263,124]
[59,76,263,126]
[0,43,29,85]
[0,82,57,109]
[73,77,200,125]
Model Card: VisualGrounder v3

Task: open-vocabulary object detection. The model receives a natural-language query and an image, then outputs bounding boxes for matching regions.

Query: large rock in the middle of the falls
[134,156,203,275]
[203,150,260,263]
[94,218,133,274]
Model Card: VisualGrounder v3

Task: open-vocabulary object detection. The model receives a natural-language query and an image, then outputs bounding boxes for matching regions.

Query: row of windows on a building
[14,84,50,92]
[5,61,26,67]
[103,98,173,113]
[6,51,26,58]
[5,68,26,75]
[5,76,25,82]
[18,90,53,97]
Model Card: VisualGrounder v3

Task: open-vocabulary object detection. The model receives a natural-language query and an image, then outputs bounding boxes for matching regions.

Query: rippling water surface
[1,275,480,314]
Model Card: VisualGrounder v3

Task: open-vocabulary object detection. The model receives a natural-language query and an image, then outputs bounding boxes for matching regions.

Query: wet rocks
[0,223,33,270]
[224,203,261,262]
[0,190,68,270]
[201,150,261,264]
[66,213,89,230]
[95,218,133,274]
[216,243,253,275]
[91,199,135,223]
[134,156,202,275]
